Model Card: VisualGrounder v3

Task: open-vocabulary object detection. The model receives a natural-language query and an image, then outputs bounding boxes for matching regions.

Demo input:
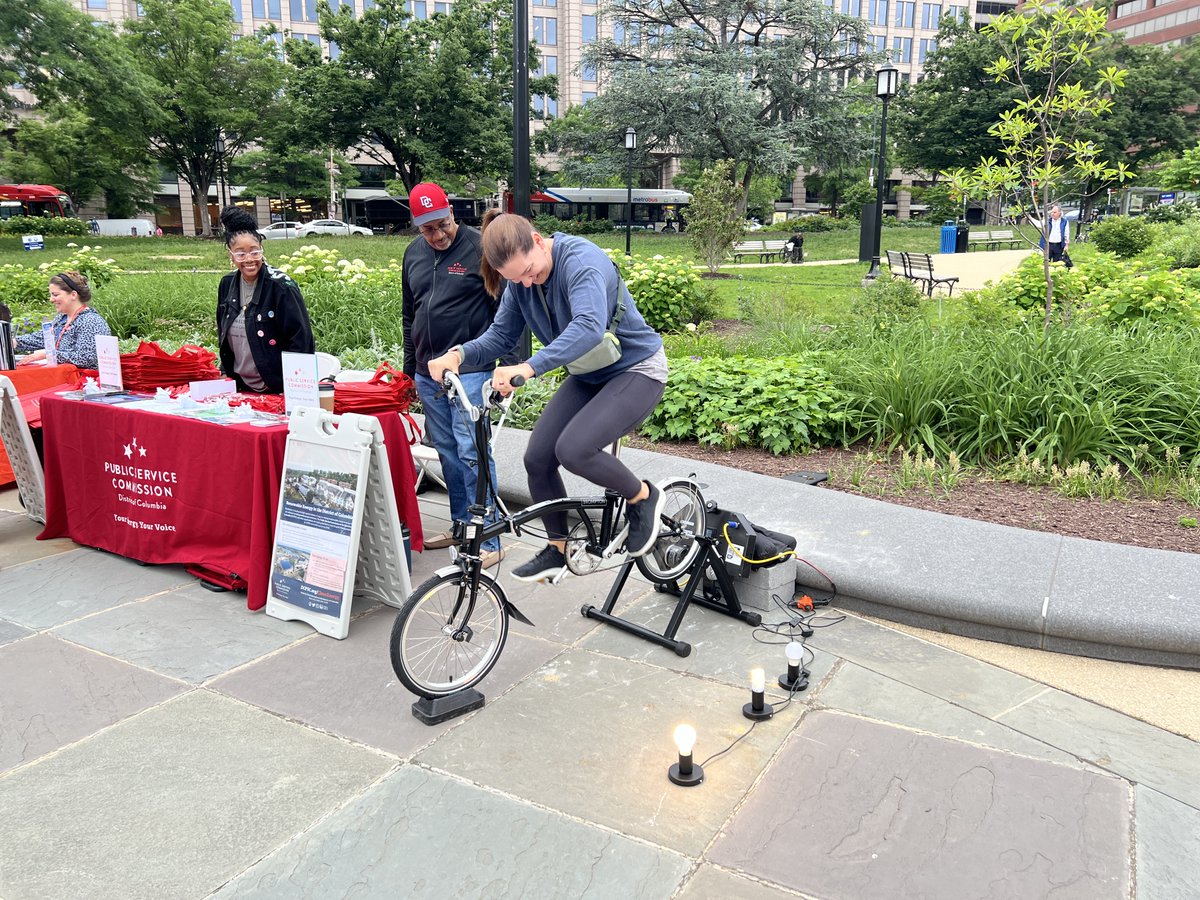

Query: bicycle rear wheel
[390,572,509,699]
[636,479,705,584]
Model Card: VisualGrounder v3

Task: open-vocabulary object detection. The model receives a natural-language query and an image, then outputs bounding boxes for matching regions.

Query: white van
[92,218,155,237]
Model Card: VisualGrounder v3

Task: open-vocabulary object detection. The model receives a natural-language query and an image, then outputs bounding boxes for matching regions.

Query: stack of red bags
[334,363,416,415]
[118,341,221,391]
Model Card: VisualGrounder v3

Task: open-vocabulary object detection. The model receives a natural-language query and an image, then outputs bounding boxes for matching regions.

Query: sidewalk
[1,465,1197,899]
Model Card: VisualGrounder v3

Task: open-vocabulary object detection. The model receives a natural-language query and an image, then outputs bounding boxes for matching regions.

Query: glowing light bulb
[785,641,804,664]
[673,723,697,755]
[750,668,765,694]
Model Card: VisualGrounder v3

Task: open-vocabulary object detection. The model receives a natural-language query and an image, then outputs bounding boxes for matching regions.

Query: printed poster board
[266,409,411,639]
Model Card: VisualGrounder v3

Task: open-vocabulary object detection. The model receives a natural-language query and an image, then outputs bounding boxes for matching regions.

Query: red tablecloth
[39,397,422,610]
[0,364,80,486]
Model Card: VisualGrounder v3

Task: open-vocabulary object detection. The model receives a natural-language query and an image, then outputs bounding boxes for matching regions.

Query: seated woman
[217,205,314,393]
[428,211,668,584]
[13,271,111,369]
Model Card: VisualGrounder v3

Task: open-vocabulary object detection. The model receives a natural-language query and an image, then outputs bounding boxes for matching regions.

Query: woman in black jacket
[216,206,315,393]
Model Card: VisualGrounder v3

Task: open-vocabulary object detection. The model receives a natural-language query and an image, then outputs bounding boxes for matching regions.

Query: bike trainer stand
[581,532,762,657]
[412,689,486,726]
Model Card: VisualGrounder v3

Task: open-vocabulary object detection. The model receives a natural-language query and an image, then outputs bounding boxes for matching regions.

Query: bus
[0,184,74,219]
[528,187,691,231]
[353,195,490,234]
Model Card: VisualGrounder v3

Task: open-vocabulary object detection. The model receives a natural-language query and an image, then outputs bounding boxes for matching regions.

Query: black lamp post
[624,126,637,256]
[864,63,899,283]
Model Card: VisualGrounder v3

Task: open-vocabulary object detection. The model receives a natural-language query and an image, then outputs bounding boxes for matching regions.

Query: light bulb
[673,724,697,755]
[750,668,765,694]
[785,641,804,664]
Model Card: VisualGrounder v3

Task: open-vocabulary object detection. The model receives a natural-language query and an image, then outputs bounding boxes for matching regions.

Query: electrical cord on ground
[696,670,812,770]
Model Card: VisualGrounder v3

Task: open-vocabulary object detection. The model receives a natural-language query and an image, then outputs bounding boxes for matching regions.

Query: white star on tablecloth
[123,443,132,458]
[138,445,147,457]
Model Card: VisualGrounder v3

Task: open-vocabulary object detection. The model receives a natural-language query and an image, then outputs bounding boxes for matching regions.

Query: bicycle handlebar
[440,370,521,421]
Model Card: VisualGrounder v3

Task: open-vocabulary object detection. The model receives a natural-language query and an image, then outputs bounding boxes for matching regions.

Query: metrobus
[527,187,691,230]
[0,184,74,219]
[353,195,489,234]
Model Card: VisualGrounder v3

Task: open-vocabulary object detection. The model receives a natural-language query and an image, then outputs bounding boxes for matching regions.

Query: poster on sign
[281,351,320,414]
[268,439,370,634]
[96,335,123,390]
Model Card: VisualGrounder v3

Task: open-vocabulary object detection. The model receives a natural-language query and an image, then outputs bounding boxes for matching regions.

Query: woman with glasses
[12,271,112,369]
[217,205,314,393]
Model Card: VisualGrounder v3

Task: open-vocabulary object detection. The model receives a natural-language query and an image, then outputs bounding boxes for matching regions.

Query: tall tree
[285,0,551,193]
[124,0,283,236]
[564,0,873,212]
[6,102,157,214]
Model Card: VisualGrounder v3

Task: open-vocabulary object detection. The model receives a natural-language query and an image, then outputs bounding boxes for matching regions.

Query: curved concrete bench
[419,421,1200,669]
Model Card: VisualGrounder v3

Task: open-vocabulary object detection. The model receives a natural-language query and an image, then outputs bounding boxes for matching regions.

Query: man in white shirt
[1046,205,1070,264]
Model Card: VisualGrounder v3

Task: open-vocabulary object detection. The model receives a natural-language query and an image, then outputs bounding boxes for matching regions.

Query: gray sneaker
[511,545,567,583]
[624,481,665,557]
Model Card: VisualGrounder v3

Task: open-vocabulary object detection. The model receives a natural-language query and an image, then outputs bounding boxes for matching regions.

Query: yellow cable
[722,522,794,566]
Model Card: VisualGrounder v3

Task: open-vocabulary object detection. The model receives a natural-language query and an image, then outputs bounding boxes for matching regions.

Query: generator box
[704,506,761,578]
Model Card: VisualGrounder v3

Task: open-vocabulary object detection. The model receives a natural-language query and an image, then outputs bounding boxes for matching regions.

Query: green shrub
[1084,262,1200,327]
[0,215,90,236]
[533,214,611,236]
[762,215,851,233]
[970,252,1089,312]
[850,277,925,323]
[608,250,712,332]
[641,355,845,453]
[1,243,123,316]
[1089,216,1156,258]
[1143,202,1200,225]
[1154,220,1200,269]
[303,279,405,354]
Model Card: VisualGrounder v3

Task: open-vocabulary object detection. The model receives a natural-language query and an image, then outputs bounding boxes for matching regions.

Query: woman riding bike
[427,211,668,583]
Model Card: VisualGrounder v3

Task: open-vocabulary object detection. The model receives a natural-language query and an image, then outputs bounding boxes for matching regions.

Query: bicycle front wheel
[390,572,509,699]
[636,479,705,584]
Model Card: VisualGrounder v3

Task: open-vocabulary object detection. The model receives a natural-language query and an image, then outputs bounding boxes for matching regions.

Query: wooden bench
[986,229,1022,249]
[966,230,992,251]
[731,239,788,263]
[884,250,959,297]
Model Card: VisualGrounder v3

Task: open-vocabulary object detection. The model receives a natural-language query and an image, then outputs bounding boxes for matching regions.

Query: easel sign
[266,409,412,639]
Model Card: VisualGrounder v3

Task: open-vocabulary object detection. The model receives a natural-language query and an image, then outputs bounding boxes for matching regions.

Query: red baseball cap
[409,183,451,227]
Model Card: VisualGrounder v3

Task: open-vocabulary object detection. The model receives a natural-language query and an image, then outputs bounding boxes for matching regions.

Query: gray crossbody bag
[537,284,626,376]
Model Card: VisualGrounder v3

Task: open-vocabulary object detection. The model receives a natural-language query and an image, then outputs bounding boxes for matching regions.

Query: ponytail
[480,210,536,298]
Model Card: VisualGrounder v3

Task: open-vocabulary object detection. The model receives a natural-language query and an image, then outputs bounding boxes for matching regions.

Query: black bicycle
[389,371,706,699]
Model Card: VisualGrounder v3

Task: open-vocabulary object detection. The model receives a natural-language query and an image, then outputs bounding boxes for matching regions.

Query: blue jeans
[416,371,501,552]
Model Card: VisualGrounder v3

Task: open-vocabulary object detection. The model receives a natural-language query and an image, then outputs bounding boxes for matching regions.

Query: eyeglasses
[231,249,263,261]
[418,219,454,236]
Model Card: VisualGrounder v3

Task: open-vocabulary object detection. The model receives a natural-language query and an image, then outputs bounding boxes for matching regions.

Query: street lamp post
[864,63,899,283]
[624,126,637,256]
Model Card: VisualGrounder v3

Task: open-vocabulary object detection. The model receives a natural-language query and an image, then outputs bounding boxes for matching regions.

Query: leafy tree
[1159,141,1200,191]
[285,0,551,193]
[568,0,874,213]
[672,160,779,222]
[5,102,157,214]
[688,160,743,274]
[124,0,284,236]
[229,148,359,221]
[910,182,960,222]
[945,0,1129,328]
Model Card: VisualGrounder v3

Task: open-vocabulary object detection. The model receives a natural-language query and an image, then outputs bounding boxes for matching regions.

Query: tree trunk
[737,164,754,217]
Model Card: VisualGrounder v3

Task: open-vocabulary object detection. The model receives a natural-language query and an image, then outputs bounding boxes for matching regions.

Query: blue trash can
[940,220,958,254]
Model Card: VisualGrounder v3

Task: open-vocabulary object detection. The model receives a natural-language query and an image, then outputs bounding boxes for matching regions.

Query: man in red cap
[403,182,506,568]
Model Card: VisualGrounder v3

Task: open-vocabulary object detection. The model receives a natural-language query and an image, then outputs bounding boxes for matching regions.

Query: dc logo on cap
[420,197,433,209]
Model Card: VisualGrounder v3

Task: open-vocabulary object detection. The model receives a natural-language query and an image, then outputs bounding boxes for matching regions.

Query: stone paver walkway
[1,474,1197,899]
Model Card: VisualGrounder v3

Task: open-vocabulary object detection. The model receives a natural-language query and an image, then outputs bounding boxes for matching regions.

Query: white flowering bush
[605,250,713,333]
[271,245,376,286]
[1,245,122,316]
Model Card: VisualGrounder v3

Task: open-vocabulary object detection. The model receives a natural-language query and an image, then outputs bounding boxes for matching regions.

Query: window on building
[328,39,341,58]
[582,62,597,81]
[945,4,965,20]
[868,0,888,24]
[533,96,558,119]
[613,21,624,44]
[533,16,557,45]
[408,0,427,17]
[434,2,449,12]
[841,0,862,15]
[582,91,597,103]
[582,14,596,42]
[869,33,886,52]
[534,0,557,7]
[87,0,107,8]
[895,1,914,26]
[363,0,375,8]
[231,0,242,21]
[893,36,912,62]
[303,33,321,46]
[135,2,146,14]
[1113,0,1148,15]
[918,37,936,61]
[921,2,941,28]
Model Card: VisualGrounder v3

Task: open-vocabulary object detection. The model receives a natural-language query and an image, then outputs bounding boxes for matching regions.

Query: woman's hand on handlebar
[427,348,461,385]
[490,363,534,396]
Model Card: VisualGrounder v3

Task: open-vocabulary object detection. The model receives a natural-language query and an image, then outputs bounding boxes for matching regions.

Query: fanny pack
[537,284,626,376]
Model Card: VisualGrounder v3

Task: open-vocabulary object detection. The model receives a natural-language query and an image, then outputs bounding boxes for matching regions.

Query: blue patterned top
[15,307,112,368]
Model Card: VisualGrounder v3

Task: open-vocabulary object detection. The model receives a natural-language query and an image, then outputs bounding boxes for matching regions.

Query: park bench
[966,230,992,251]
[731,239,789,263]
[967,229,1024,251]
[885,250,959,297]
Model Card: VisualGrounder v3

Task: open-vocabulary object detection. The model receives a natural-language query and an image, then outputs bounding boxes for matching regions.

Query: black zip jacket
[402,225,501,379]
[217,264,315,393]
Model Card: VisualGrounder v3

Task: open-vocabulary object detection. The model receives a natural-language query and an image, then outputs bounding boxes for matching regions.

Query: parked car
[296,219,373,237]
[260,221,303,239]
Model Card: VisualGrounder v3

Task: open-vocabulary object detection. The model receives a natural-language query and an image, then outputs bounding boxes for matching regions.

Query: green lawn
[0,223,947,271]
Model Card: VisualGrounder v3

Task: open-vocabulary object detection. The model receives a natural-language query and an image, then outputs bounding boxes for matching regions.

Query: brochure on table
[95,335,123,390]
[266,408,411,639]
[282,351,320,414]
[41,323,57,366]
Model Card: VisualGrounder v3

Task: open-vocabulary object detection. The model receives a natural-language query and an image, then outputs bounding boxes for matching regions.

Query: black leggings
[525,371,665,540]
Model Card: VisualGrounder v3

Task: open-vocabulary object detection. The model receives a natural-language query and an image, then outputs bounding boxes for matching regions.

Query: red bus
[0,184,74,219]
